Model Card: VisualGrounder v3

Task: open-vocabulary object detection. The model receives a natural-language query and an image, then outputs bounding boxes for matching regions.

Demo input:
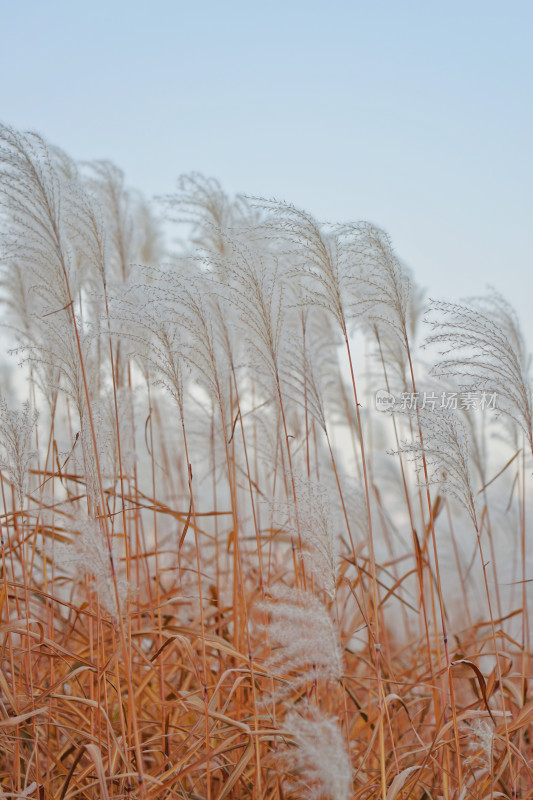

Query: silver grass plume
[343,222,411,342]
[0,397,38,509]
[0,260,62,411]
[284,476,340,598]
[467,718,494,773]
[75,392,135,508]
[395,405,479,525]
[0,126,112,515]
[84,161,159,283]
[161,268,231,412]
[110,274,186,413]
[21,312,98,416]
[371,320,410,394]
[20,311,105,511]
[210,235,286,394]
[54,513,130,619]
[0,260,35,346]
[259,585,343,695]
[0,125,106,310]
[280,708,352,800]
[0,125,73,310]
[158,172,253,257]
[425,291,533,453]
[279,309,339,435]
[255,199,363,336]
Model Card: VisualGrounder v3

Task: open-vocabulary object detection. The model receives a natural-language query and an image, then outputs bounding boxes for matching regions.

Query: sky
[1,0,532,338]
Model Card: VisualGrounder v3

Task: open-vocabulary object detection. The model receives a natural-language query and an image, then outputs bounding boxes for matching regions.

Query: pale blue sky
[1,1,532,337]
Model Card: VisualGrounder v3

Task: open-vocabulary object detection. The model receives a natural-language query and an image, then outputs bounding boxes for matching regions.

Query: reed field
[0,123,531,799]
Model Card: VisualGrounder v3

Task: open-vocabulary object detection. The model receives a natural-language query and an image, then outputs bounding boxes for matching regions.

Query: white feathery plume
[425,291,533,453]
[212,235,287,395]
[54,513,130,618]
[166,270,231,412]
[23,311,98,416]
[260,585,343,694]
[85,160,136,281]
[127,264,231,416]
[0,125,73,310]
[0,260,36,345]
[158,172,251,257]
[0,397,38,509]
[254,198,364,336]
[0,124,107,310]
[395,405,479,525]
[109,274,186,412]
[467,718,494,772]
[342,222,411,341]
[279,311,339,435]
[280,707,352,800]
[285,477,340,598]
[84,160,160,283]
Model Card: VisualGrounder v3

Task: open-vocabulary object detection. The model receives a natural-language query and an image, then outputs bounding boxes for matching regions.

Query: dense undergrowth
[0,124,532,799]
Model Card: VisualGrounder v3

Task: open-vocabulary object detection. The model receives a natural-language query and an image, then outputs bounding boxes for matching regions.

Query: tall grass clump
[0,123,532,799]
